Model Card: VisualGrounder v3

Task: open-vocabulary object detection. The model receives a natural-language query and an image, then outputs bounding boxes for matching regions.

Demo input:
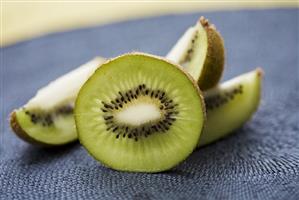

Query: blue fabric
[1,9,299,200]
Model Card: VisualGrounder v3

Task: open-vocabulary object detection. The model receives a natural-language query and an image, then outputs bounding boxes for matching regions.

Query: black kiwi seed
[26,104,73,127]
[45,114,53,124]
[205,85,245,110]
[168,117,176,121]
[133,131,137,137]
[126,93,131,101]
[57,105,73,114]
[129,91,134,98]
[104,116,113,120]
[103,103,111,109]
[31,118,37,123]
[150,91,154,97]
[101,85,180,140]
[166,106,175,110]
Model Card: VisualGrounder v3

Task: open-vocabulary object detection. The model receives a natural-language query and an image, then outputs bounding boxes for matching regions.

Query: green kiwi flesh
[75,53,205,172]
[198,68,263,147]
[10,57,106,146]
[166,16,225,90]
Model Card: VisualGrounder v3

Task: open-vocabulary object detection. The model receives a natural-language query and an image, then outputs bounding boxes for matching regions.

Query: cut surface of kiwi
[75,53,205,172]
[10,57,106,146]
[166,16,225,90]
[198,68,263,147]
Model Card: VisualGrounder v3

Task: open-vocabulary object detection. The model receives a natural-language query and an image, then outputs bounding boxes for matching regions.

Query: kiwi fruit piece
[10,57,106,146]
[166,16,225,90]
[198,68,263,147]
[75,53,205,172]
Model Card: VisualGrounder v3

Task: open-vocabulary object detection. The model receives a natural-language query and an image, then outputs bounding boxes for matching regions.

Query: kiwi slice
[166,16,225,90]
[10,57,106,146]
[75,53,205,172]
[198,68,263,147]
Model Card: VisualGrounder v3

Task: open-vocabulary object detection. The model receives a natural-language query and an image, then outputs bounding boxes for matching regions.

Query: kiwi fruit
[198,68,263,147]
[10,15,261,154]
[75,53,205,172]
[10,57,106,146]
[166,16,225,90]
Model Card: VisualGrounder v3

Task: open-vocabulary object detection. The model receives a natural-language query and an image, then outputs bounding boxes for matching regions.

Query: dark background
[1,8,299,200]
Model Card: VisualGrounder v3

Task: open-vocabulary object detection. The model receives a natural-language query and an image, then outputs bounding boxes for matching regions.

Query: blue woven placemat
[1,8,299,200]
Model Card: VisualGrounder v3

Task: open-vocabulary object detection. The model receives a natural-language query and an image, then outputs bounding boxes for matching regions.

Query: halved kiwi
[198,68,263,147]
[166,16,225,90]
[10,57,106,146]
[75,53,205,172]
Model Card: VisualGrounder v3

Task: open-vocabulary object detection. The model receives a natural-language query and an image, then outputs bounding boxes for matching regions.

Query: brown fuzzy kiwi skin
[75,52,206,173]
[197,16,225,90]
[10,110,76,147]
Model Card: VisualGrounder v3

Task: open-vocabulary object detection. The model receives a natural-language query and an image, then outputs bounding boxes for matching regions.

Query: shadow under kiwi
[168,126,259,175]
[18,140,80,165]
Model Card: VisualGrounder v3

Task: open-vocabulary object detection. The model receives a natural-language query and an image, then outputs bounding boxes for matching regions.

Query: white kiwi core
[114,102,161,126]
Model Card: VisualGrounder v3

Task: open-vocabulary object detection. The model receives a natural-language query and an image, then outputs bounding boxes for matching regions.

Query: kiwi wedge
[166,16,225,90]
[75,53,205,172]
[198,68,263,147]
[10,57,106,146]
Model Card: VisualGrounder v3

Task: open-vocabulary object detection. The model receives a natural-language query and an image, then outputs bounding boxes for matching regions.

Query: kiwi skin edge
[10,111,76,147]
[10,111,51,146]
[197,17,225,90]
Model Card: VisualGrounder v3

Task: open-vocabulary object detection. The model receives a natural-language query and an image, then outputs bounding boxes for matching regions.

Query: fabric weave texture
[1,9,299,200]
